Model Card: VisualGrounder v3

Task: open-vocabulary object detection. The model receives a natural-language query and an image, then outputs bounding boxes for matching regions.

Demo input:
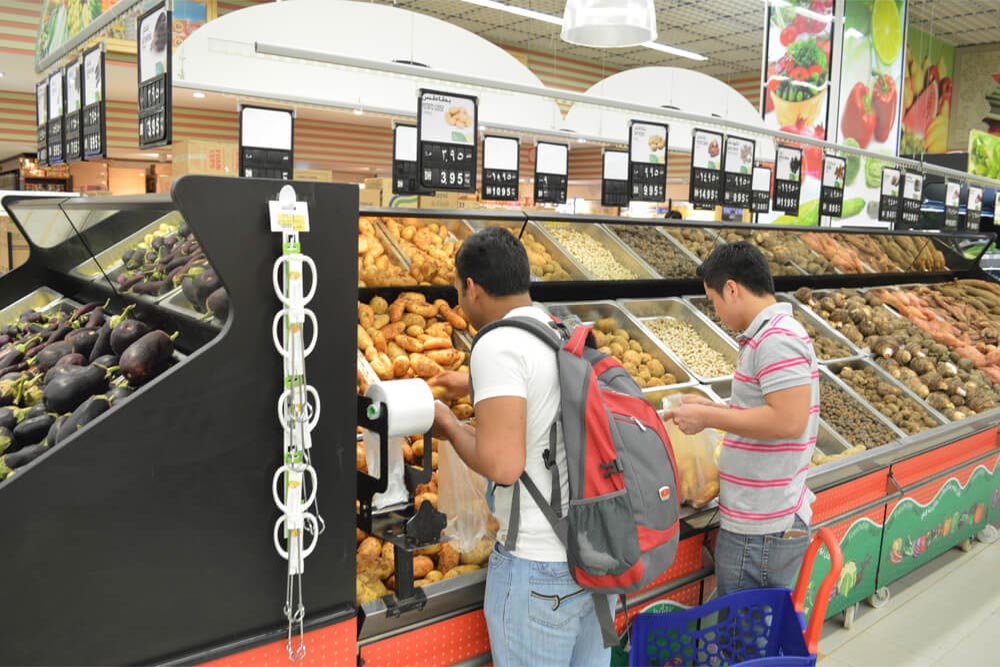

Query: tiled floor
[817,531,1000,666]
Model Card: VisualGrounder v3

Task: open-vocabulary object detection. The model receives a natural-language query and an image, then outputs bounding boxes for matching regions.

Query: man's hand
[428,371,470,402]
[663,403,709,435]
[680,394,717,407]
[432,400,459,439]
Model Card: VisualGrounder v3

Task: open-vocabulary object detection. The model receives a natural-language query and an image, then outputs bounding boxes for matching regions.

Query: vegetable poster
[901,27,955,155]
[968,129,1000,180]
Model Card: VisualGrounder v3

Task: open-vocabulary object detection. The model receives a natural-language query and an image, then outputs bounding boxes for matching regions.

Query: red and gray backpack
[471,316,681,646]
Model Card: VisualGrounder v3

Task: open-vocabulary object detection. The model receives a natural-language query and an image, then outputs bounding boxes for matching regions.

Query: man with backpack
[665,242,818,597]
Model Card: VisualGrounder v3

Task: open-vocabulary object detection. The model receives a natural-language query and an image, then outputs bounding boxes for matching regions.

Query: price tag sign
[418,89,477,192]
[137,3,172,149]
[534,141,568,204]
[899,172,923,228]
[878,167,901,224]
[628,120,668,202]
[239,105,294,179]
[820,154,846,218]
[773,146,803,215]
[47,69,65,165]
[601,150,629,208]
[64,57,82,163]
[689,129,723,209]
[268,199,310,233]
[392,124,431,195]
[751,167,772,213]
[482,135,519,201]
[967,186,983,228]
[944,181,961,229]
[722,135,755,208]
[35,80,48,166]
[82,46,106,159]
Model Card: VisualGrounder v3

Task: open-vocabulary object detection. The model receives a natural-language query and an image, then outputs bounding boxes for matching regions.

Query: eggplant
[21,381,43,408]
[43,365,109,413]
[0,347,25,370]
[120,330,176,386]
[0,407,22,431]
[2,443,47,473]
[69,301,103,325]
[91,354,119,370]
[66,328,101,358]
[0,365,28,381]
[119,273,145,291]
[53,353,88,369]
[110,319,150,356]
[47,414,70,447]
[45,324,73,343]
[151,236,164,250]
[89,323,112,362]
[194,270,220,306]
[18,310,42,324]
[132,279,169,296]
[107,385,134,403]
[180,276,203,311]
[1,325,19,338]
[60,395,111,440]
[34,340,74,372]
[23,404,47,421]
[13,413,54,447]
[206,288,230,322]
[85,306,105,328]
[0,426,12,455]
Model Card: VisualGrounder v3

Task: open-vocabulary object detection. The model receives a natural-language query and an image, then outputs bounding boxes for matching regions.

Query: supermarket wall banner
[418,89,478,192]
[820,154,846,218]
[628,120,668,203]
[968,130,1000,180]
[534,141,568,205]
[64,57,83,163]
[392,124,430,196]
[899,172,923,228]
[901,26,954,155]
[878,167,901,223]
[82,45,106,160]
[751,167,772,213]
[944,181,960,230]
[47,69,65,165]
[482,135,519,202]
[239,105,293,180]
[601,150,629,208]
[689,129,723,210]
[722,135,755,209]
[35,0,117,66]
[950,45,1000,151]
[137,3,172,149]
[773,146,803,216]
[967,186,983,228]
[35,80,49,166]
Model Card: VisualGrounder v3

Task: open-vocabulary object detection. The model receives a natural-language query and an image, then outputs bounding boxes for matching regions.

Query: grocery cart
[628,527,843,667]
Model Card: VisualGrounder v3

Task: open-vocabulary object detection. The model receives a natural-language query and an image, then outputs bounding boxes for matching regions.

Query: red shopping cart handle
[791,527,843,655]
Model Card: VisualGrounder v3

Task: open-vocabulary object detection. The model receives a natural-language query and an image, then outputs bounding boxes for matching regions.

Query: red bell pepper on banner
[873,74,897,143]
[841,82,875,148]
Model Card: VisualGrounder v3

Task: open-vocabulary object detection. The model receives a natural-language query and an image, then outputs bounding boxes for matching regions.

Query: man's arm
[433,396,526,485]
[665,384,812,441]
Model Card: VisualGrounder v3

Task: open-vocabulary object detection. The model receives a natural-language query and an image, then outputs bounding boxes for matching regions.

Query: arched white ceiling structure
[174,0,563,133]
[563,67,775,159]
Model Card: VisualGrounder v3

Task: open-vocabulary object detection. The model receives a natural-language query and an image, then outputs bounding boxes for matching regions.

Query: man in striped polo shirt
[666,241,818,595]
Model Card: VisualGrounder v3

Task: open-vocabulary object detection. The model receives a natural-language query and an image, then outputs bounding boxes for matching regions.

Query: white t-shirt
[471,305,568,562]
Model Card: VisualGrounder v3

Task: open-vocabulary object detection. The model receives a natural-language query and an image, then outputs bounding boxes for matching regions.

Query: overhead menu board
[82,46,106,159]
[239,105,293,179]
[35,80,47,166]
[628,120,667,203]
[751,167,772,213]
[773,146,803,216]
[534,142,568,204]
[601,150,629,208]
[967,187,983,229]
[47,69,65,165]
[899,172,923,229]
[689,129,723,209]
[137,3,172,148]
[820,154,846,219]
[721,135,754,209]
[944,181,961,230]
[482,135,519,201]
[64,57,82,163]
[417,89,477,192]
[392,124,431,196]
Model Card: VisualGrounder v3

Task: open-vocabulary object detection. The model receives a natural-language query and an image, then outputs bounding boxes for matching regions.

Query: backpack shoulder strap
[471,315,565,352]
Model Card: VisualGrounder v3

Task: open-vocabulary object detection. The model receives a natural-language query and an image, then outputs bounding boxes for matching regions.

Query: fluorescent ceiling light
[0,72,5,78]
[456,0,705,61]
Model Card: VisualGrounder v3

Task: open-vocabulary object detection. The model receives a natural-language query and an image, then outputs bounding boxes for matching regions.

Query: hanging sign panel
[47,69,65,165]
[534,141,568,205]
[392,124,432,195]
[722,135,755,208]
[967,187,983,229]
[482,135,519,201]
[751,167,772,213]
[820,154,846,218]
[137,3,172,148]
[239,105,293,179]
[878,168,901,224]
[944,181,961,230]
[82,45,106,160]
[628,120,667,203]
[690,129,723,209]
[64,57,82,163]
[899,173,923,229]
[602,150,629,208]
[36,80,48,166]
[417,89,478,192]
[773,146,803,216]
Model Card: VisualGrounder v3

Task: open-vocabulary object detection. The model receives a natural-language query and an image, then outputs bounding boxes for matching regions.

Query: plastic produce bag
[436,439,497,552]
[662,396,723,508]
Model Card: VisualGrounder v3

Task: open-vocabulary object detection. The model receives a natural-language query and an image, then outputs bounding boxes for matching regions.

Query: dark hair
[696,241,774,296]
[455,227,531,296]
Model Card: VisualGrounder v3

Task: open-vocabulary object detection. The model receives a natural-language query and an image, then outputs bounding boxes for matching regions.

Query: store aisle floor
[817,533,1000,666]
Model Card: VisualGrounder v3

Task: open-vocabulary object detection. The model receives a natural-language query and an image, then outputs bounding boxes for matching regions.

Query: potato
[411,438,425,459]
[442,564,481,580]
[460,537,494,565]
[438,543,460,573]
[402,441,414,464]
[381,541,395,568]
[487,514,500,534]
[370,296,389,315]
[413,555,435,579]
[415,492,438,510]
[415,544,442,558]
[402,313,427,328]
[357,555,393,580]
[356,443,367,471]
[405,325,425,338]
[452,403,475,420]
[595,317,617,333]
[356,528,367,543]
[356,573,388,604]
[373,314,390,330]
[358,536,382,560]
[358,325,373,351]
[425,570,444,583]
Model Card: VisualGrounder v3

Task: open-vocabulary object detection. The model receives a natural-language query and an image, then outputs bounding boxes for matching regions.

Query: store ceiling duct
[561,0,658,48]
[173,0,561,133]
[562,66,774,158]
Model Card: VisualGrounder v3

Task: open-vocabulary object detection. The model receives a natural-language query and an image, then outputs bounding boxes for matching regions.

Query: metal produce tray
[376,215,476,266]
[817,367,905,447]
[683,295,741,339]
[358,216,413,281]
[603,224,701,279]
[536,222,661,280]
[620,298,738,385]
[69,212,185,281]
[825,358,950,430]
[467,218,589,281]
[160,286,215,323]
[0,287,64,323]
[543,300,691,389]
[774,294,865,364]
[710,228,807,277]
[665,227,720,262]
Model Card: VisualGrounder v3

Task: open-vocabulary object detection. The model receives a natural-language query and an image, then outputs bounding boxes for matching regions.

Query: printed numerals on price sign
[899,173,923,229]
[82,46,106,159]
[35,80,47,166]
[722,135,755,208]
[628,120,668,202]
[944,181,961,229]
[689,129,724,209]
[64,57,82,163]
[820,154,847,219]
[482,135,519,201]
[751,167,772,213]
[878,167,901,224]
[967,186,983,228]
[47,69,65,164]
[602,150,629,208]
[136,3,172,149]
[418,89,478,192]
[393,124,432,195]
[534,142,568,204]
[773,146,803,216]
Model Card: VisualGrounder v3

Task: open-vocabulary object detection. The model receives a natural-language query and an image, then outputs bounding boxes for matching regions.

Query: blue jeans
[484,544,614,667]
[714,515,811,597]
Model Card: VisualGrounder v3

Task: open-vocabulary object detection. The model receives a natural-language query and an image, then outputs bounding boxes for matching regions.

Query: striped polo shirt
[719,301,818,535]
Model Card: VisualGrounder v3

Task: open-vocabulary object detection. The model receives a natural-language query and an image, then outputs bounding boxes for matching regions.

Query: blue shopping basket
[628,527,843,667]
